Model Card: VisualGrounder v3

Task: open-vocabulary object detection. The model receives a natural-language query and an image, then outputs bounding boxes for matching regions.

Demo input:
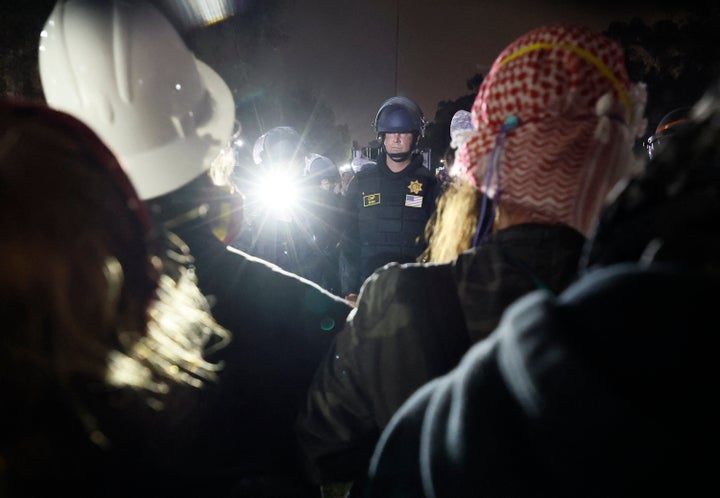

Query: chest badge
[408,179,423,194]
[363,193,381,207]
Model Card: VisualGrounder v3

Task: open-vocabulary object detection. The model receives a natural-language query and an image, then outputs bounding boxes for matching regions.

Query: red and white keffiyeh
[455,24,646,237]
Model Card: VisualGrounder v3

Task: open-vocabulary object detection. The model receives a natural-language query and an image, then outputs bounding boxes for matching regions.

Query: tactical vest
[353,155,437,276]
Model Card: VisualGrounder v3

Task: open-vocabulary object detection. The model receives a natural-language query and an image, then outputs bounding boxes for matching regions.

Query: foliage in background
[422,73,483,169]
[604,2,720,138]
[6,2,718,170]
[421,4,720,167]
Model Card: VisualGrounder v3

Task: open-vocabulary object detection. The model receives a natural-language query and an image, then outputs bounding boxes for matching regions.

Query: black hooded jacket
[366,263,716,497]
[297,223,585,484]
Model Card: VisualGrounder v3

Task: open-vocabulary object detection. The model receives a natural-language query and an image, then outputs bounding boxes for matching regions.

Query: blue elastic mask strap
[472,115,520,247]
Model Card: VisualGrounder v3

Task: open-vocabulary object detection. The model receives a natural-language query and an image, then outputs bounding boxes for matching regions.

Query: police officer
[343,96,439,294]
[300,154,344,293]
[234,126,310,275]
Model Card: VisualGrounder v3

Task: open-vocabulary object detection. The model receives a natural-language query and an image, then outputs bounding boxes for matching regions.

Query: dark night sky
[0,0,690,147]
[233,0,679,144]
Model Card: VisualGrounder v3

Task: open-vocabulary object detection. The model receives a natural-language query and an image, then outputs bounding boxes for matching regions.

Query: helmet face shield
[645,108,691,159]
[252,126,304,171]
[304,154,339,185]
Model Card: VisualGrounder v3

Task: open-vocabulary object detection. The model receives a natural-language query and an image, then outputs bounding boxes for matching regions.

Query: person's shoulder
[416,168,438,187]
[417,166,436,179]
[354,262,451,325]
[407,158,436,181]
[362,260,445,291]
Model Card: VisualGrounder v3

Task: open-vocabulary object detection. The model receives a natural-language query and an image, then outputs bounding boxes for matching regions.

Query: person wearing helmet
[297,25,647,489]
[297,153,344,293]
[38,1,351,496]
[336,162,354,195]
[253,126,306,169]
[341,96,439,295]
[366,81,720,498]
[349,155,375,176]
[233,125,312,275]
[645,107,691,159]
[305,153,341,192]
[336,159,367,296]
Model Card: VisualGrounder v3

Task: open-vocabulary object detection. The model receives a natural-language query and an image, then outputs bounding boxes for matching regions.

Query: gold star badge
[408,179,423,194]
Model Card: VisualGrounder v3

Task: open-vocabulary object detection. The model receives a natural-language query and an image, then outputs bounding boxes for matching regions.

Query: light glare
[256,171,299,215]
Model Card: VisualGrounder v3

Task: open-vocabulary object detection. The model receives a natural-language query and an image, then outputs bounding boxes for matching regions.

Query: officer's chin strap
[387,151,413,162]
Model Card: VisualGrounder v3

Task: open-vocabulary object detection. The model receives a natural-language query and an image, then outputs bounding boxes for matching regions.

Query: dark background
[2,0,719,168]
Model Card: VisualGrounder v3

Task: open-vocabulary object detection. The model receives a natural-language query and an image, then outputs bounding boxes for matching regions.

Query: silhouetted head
[454,24,647,240]
[584,82,720,271]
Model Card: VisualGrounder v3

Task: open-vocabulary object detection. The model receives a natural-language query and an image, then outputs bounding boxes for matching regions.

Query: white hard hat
[38,0,235,200]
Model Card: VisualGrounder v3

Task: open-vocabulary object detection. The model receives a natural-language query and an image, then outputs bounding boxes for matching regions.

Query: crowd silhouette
[1,2,718,497]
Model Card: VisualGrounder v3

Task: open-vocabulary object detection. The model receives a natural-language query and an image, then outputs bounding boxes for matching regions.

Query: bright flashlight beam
[255,170,299,216]
[155,0,238,29]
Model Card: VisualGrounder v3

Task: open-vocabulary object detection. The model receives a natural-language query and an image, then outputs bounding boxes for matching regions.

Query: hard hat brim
[121,59,235,200]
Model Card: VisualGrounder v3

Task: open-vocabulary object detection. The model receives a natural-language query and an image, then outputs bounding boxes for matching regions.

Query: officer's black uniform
[343,152,439,291]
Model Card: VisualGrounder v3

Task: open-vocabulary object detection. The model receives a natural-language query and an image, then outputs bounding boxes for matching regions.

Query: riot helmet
[584,94,720,270]
[252,126,304,170]
[351,156,376,174]
[248,127,305,221]
[373,96,425,136]
[373,96,424,162]
[646,107,691,159]
[38,0,235,200]
[305,153,339,188]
